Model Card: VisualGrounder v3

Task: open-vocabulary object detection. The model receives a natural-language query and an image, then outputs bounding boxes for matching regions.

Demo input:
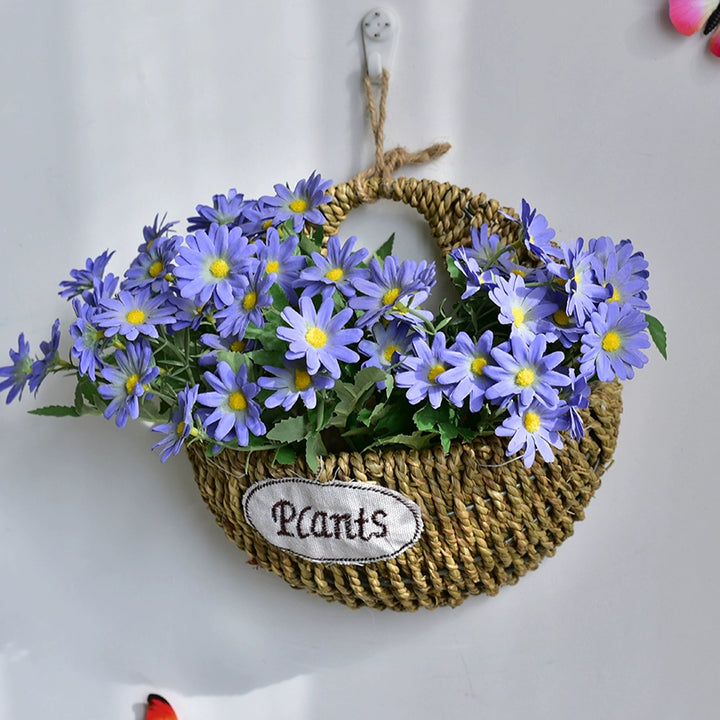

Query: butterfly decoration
[144,694,178,720]
[669,0,720,56]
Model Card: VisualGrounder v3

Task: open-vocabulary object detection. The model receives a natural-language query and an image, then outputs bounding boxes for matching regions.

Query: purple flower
[139,213,178,253]
[350,256,435,328]
[152,384,200,462]
[254,227,306,301]
[548,238,609,323]
[174,224,256,309]
[277,296,362,379]
[449,247,497,299]
[96,288,175,341]
[59,250,115,299]
[197,333,255,367]
[589,236,650,311]
[438,330,495,412]
[28,319,61,393]
[98,340,159,428]
[358,320,415,371]
[488,274,558,342]
[70,299,107,380]
[122,235,183,294]
[263,171,332,233]
[395,332,455,409]
[580,302,650,381]
[214,265,274,339]
[298,235,369,299]
[466,223,503,267]
[484,334,570,408]
[197,362,266,445]
[521,199,557,260]
[495,400,566,468]
[0,333,33,403]
[187,189,248,233]
[258,361,335,411]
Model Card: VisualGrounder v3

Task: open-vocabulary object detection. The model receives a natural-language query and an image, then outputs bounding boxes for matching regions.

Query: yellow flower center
[262,219,274,230]
[471,357,487,375]
[553,309,570,326]
[294,369,312,391]
[230,340,246,352]
[383,344,400,363]
[209,258,230,278]
[382,287,400,306]
[306,327,327,348]
[427,364,445,383]
[523,411,541,433]
[325,267,344,282]
[176,421,186,436]
[148,261,164,278]
[289,198,308,213]
[516,368,535,387]
[602,331,621,352]
[243,291,257,310]
[609,286,620,302]
[266,260,280,274]
[228,391,247,411]
[126,309,146,325]
[125,374,140,394]
[512,307,525,327]
[511,268,526,277]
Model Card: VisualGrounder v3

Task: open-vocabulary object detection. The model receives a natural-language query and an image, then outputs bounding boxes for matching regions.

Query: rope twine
[352,69,451,201]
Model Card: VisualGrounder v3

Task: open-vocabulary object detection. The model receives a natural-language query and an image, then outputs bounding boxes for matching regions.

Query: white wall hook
[362,7,399,82]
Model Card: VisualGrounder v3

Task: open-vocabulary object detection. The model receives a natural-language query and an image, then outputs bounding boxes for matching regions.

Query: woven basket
[186,177,623,611]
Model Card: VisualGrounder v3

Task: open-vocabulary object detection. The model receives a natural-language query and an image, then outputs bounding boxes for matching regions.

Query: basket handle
[320,71,516,255]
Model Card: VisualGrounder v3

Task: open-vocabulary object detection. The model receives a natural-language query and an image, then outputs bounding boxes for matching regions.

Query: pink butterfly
[669,1,720,56]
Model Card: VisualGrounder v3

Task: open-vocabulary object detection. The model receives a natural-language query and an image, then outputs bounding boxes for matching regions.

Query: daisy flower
[263,171,332,233]
[278,295,362,379]
[258,361,335,411]
[579,301,650,381]
[187,189,248,233]
[298,235,369,299]
[174,224,256,309]
[0,333,33,404]
[152,384,200,462]
[28,318,61,393]
[214,265,274,339]
[122,235,183,294]
[96,288,176,341]
[358,320,415,371]
[495,399,566,468]
[98,340,159,427]
[59,250,115,300]
[488,274,558,343]
[484,334,570,409]
[438,330,495,412]
[70,299,107,380]
[197,362,266,445]
[520,199,557,261]
[395,332,455,409]
[139,213,178,253]
[254,227,306,301]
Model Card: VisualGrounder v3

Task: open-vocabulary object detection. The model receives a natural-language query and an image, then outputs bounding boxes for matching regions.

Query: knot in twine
[353,69,451,202]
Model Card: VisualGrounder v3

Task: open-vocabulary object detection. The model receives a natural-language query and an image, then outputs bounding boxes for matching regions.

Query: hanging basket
[185,176,624,611]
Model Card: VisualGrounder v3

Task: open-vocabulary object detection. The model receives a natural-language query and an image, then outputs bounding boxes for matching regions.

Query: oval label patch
[242,478,424,565]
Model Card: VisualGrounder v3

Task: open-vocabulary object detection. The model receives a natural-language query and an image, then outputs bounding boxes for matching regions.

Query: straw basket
[186,176,623,611]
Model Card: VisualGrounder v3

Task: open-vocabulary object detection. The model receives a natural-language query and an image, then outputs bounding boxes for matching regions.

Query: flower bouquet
[1,172,665,610]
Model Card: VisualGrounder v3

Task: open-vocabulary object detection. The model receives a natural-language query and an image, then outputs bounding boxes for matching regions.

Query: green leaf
[412,403,451,433]
[29,405,80,418]
[329,366,386,429]
[299,231,323,256]
[645,313,667,360]
[273,446,298,465]
[374,233,395,261]
[305,432,326,473]
[370,430,435,450]
[266,415,307,443]
[445,254,464,288]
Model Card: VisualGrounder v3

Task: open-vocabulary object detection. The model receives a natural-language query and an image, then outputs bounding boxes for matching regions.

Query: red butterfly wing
[669,0,718,35]
[144,694,178,720]
[709,26,720,55]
